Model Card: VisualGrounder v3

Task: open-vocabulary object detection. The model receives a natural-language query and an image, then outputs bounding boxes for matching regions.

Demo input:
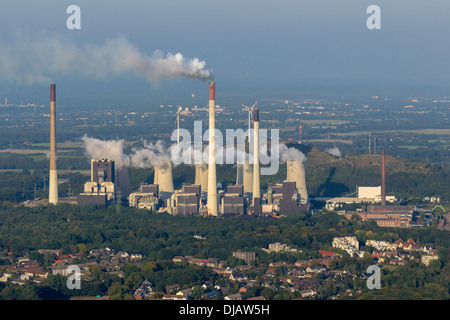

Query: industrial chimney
[153,166,159,185]
[207,82,218,216]
[286,160,308,204]
[195,163,208,192]
[381,149,386,206]
[252,108,260,201]
[48,84,58,204]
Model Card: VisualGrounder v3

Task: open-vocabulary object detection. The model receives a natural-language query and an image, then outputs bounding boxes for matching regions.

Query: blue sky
[1,0,449,99]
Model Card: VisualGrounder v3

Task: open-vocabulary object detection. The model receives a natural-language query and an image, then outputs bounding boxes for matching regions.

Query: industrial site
[34,81,440,231]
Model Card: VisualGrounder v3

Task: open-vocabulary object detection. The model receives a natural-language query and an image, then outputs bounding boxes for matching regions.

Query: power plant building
[77,159,116,206]
[263,181,307,215]
[221,185,246,217]
[162,184,202,216]
[128,184,159,211]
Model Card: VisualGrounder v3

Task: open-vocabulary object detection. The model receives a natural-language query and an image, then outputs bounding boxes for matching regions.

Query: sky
[0,0,449,103]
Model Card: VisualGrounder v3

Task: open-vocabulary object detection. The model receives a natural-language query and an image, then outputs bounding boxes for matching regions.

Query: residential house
[225,293,242,300]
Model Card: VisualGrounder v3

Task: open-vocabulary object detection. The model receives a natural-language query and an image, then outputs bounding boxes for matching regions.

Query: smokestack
[195,163,208,192]
[252,108,260,200]
[48,84,58,204]
[381,149,386,206]
[153,166,159,185]
[287,160,308,204]
[207,82,218,215]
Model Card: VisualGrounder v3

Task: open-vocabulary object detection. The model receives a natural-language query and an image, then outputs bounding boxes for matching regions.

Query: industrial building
[339,150,416,227]
[128,183,159,211]
[261,181,309,216]
[77,159,116,206]
[221,185,246,217]
[325,186,397,211]
[160,184,203,216]
[70,81,312,219]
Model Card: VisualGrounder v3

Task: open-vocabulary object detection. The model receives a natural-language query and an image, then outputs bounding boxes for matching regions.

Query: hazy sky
[1,0,449,98]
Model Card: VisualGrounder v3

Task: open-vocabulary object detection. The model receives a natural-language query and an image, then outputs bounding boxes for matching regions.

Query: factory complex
[48,82,416,223]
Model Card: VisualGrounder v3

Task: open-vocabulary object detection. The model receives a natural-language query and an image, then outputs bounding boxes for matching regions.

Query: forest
[0,202,449,300]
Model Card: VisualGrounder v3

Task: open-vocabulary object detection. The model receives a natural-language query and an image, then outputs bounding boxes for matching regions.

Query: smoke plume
[81,135,173,169]
[0,35,213,85]
[81,135,130,168]
[278,144,306,163]
[325,147,342,158]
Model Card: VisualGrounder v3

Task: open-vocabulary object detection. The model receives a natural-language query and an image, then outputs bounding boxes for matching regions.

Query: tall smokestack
[381,149,386,206]
[207,82,218,216]
[48,84,58,204]
[252,108,260,200]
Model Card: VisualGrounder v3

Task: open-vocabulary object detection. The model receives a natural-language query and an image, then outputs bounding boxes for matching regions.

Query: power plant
[67,81,310,217]
[48,84,58,205]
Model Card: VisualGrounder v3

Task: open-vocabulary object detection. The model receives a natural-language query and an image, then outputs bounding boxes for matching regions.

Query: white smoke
[81,135,130,168]
[278,144,306,163]
[0,35,213,85]
[129,140,172,168]
[81,135,173,169]
[325,147,342,158]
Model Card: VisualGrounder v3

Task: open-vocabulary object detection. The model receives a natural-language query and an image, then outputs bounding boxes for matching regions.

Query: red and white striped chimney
[207,82,218,216]
[49,84,58,204]
[381,149,386,206]
[252,108,260,201]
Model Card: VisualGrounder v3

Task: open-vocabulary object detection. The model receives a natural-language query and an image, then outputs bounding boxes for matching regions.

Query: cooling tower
[252,108,260,200]
[48,84,58,204]
[236,164,243,185]
[286,160,308,204]
[207,82,218,216]
[155,161,174,194]
[243,162,253,195]
[195,163,208,192]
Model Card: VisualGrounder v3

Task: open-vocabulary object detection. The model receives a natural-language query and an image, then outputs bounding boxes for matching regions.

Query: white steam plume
[0,36,213,85]
[81,135,173,169]
[325,147,342,158]
[278,144,306,163]
[81,135,130,168]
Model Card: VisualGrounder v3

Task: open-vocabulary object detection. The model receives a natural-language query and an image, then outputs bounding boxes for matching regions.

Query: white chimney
[207,82,218,216]
[252,108,260,200]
